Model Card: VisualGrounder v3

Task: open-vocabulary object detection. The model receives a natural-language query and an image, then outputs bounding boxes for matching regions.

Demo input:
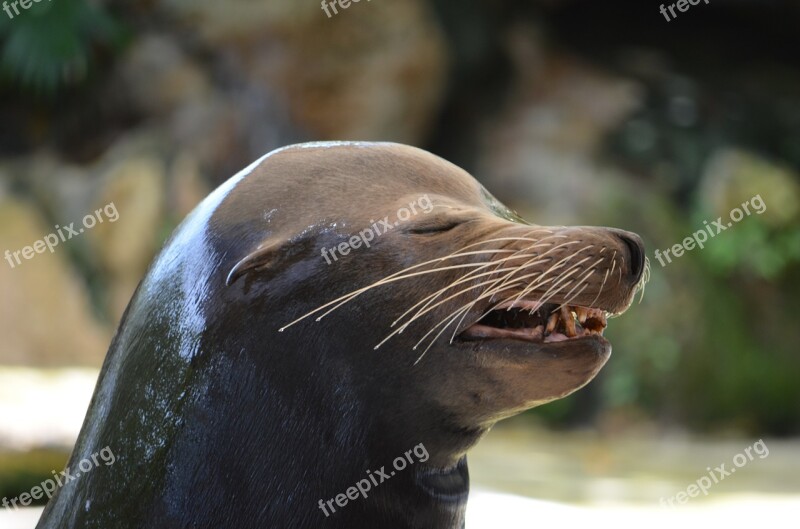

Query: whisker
[553,261,604,311]
[374,276,515,349]
[557,282,590,312]
[414,270,539,346]
[504,246,595,309]
[391,262,532,328]
[411,279,528,359]
[400,262,537,337]
[280,231,559,331]
[394,244,566,331]
[484,240,584,300]
[587,249,616,309]
[390,237,565,328]
[279,249,518,331]
[417,250,598,356]
[637,256,650,303]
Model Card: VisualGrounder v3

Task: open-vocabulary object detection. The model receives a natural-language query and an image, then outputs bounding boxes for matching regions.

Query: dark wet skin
[36,142,645,529]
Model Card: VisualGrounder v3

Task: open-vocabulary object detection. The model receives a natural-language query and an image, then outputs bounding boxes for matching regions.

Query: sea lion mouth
[461,299,609,344]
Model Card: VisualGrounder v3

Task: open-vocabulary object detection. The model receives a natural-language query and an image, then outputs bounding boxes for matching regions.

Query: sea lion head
[223,141,647,466]
[36,141,648,529]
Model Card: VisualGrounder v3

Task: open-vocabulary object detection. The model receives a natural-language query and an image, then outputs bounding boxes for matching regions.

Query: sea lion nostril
[616,232,645,283]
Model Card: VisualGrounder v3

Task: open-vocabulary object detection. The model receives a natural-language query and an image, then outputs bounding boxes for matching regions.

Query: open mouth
[461,300,609,344]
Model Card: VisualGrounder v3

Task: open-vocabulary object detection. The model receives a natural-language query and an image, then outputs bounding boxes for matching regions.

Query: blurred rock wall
[0,0,798,434]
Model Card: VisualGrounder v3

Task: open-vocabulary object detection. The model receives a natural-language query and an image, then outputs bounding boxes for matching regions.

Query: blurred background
[1,0,799,526]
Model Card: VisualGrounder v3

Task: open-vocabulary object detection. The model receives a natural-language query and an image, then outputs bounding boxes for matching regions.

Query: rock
[89,148,167,321]
[158,0,448,144]
[25,152,97,229]
[0,196,110,367]
[478,38,643,222]
[169,151,210,220]
[117,33,211,116]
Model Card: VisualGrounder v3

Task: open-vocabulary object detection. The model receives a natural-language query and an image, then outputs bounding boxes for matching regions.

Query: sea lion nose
[608,229,646,284]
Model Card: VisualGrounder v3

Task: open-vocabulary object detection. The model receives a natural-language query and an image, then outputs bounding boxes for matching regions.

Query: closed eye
[406,220,464,235]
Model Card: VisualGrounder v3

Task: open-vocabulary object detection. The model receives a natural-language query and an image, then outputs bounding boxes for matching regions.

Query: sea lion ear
[225,241,281,286]
[226,231,317,286]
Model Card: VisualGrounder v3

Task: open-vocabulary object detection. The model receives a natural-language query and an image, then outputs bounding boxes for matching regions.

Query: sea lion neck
[158,334,473,528]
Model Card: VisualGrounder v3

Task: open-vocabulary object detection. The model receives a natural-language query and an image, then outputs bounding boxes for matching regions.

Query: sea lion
[36,141,647,529]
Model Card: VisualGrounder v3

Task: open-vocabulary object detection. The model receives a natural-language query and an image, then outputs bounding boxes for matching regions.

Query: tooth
[573,312,584,333]
[581,308,608,332]
[561,306,576,337]
[576,307,587,324]
[545,312,559,334]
